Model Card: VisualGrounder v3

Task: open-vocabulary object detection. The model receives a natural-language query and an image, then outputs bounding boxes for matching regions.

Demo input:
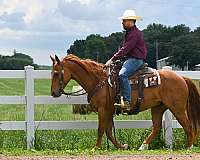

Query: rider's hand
[105,58,113,67]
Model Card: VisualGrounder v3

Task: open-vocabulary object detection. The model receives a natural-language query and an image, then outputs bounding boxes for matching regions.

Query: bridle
[53,63,87,96]
[53,61,119,102]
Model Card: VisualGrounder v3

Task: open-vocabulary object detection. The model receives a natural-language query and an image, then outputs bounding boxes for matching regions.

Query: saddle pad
[129,69,161,89]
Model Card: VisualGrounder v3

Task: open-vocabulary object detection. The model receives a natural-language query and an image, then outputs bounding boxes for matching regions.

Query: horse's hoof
[90,148,95,152]
[138,143,149,150]
[91,146,101,152]
[187,144,193,150]
[120,144,129,150]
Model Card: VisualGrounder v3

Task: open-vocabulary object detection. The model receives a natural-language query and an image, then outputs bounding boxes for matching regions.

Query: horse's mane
[63,54,105,79]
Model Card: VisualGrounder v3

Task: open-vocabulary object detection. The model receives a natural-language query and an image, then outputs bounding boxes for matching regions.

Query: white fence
[0,66,199,149]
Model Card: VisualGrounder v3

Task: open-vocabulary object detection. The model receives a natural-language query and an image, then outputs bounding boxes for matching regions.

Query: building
[195,64,200,71]
[156,57,188,70]
[156,57,170,69]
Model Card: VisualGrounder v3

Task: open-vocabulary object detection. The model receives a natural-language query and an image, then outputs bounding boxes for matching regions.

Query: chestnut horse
[50,54,200,150]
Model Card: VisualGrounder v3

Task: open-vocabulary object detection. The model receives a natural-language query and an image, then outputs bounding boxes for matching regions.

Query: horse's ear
[55,55,60,64]
[50,55,55,63]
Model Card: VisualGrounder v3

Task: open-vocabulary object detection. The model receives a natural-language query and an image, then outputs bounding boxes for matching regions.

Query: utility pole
[96,50,99,62]
[14,49,17,54]
[155,40,159,69]
[186,61,189,71]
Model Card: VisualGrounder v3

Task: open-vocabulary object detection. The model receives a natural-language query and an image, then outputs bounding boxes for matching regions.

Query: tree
[0,51,38,70]
[169,34,200,70]
[170,24,190,37]
[143,23,173,67]
[66,23,199,69]
[104,32,124,60]
[84,34,106,62]
[143,23,191,68]
[67,40,86,58]
[68,34,111,63]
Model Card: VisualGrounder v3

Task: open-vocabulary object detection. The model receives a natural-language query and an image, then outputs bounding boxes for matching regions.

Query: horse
[50,54,200,150]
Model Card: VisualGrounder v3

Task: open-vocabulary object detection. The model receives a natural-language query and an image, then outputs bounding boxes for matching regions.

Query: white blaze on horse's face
[50,55,63,97]
[50,55,72,97]
[51,61,63,97]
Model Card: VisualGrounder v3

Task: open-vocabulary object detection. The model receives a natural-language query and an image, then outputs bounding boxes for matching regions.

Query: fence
[0,65,199,149]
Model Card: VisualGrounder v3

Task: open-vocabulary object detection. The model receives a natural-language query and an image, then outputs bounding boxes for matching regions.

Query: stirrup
[114,103,131,115]
[131,107,140,115]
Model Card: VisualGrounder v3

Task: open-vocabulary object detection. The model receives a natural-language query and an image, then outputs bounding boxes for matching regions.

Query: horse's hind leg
[169,107,194,148]
[139,104,167,150]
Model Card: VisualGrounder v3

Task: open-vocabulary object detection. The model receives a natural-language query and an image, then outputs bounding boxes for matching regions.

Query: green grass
[0,79,24,95]
[0,79,200,154]
[0,147,199,156]
[0,79,151,121]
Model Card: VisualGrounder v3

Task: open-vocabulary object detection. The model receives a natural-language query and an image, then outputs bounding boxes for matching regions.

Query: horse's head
[50,55,71,97]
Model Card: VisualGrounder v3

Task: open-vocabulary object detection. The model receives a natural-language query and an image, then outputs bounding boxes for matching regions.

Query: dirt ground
[0,154,199,160]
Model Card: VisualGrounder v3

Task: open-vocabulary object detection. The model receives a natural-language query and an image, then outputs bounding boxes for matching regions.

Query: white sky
[0,0,200,65]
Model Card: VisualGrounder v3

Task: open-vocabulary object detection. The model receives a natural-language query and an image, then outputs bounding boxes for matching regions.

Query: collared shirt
[112,25,147,61]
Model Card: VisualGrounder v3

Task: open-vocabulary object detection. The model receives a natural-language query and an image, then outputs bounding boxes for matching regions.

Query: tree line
[0,49,38,70]
[67,23,200,70]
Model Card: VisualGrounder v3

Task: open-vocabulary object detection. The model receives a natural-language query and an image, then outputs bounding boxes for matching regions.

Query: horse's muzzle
[51,91,62,97]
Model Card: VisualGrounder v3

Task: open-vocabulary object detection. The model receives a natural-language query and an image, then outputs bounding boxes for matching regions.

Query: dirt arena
[0,154,199,160]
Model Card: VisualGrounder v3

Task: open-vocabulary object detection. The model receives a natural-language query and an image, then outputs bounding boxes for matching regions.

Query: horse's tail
[184,77,200,132]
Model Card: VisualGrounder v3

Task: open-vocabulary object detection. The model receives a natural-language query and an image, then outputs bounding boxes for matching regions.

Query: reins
[58,63,87,96]
[62,88,87,96]
[106,78,117,150]
[57,61,117,149]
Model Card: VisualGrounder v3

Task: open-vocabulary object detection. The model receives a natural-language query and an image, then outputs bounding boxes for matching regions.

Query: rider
[105,9,147,112]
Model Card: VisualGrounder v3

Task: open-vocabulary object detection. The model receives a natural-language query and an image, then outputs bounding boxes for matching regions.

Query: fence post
[162,66,173,150]
[25,65,35,149]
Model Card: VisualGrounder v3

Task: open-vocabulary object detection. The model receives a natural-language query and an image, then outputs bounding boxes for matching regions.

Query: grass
[0,148,197,156]
[0,147,199,156]
[0,79,200,155]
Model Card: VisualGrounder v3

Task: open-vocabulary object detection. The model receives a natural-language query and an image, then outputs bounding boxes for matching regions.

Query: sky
[0,0,200,65]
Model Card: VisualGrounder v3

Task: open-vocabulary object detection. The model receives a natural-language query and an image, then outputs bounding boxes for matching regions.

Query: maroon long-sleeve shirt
[112,25,147,61]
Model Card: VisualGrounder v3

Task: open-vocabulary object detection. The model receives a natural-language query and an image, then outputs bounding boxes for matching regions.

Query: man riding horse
[50,9,200,150]
[105,9,147,113]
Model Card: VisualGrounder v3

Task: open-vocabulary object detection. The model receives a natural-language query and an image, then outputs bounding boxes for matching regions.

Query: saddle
[107,60,161,115]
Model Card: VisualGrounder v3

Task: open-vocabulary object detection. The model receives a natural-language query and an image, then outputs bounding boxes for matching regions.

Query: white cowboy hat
[119,9,142,20]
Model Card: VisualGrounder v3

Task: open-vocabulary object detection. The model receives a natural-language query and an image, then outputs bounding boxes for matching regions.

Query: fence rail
[0,120,183,131]
[0,66,199,149]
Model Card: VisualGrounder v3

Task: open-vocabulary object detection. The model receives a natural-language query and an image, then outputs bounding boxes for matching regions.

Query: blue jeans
[119,58,144,102]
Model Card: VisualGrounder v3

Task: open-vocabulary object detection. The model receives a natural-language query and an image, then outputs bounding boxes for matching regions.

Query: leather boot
[123,101,131,112]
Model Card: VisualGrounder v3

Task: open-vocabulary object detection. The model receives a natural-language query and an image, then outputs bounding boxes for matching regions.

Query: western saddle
[107,60,161,115]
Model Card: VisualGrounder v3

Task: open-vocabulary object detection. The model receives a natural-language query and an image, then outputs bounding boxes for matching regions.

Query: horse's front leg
[95,105,128,149]
[95,106,107,149]
[106,117,128,149]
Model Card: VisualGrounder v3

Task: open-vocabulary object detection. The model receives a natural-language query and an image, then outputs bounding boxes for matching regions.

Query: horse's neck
[68,62,103,93]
